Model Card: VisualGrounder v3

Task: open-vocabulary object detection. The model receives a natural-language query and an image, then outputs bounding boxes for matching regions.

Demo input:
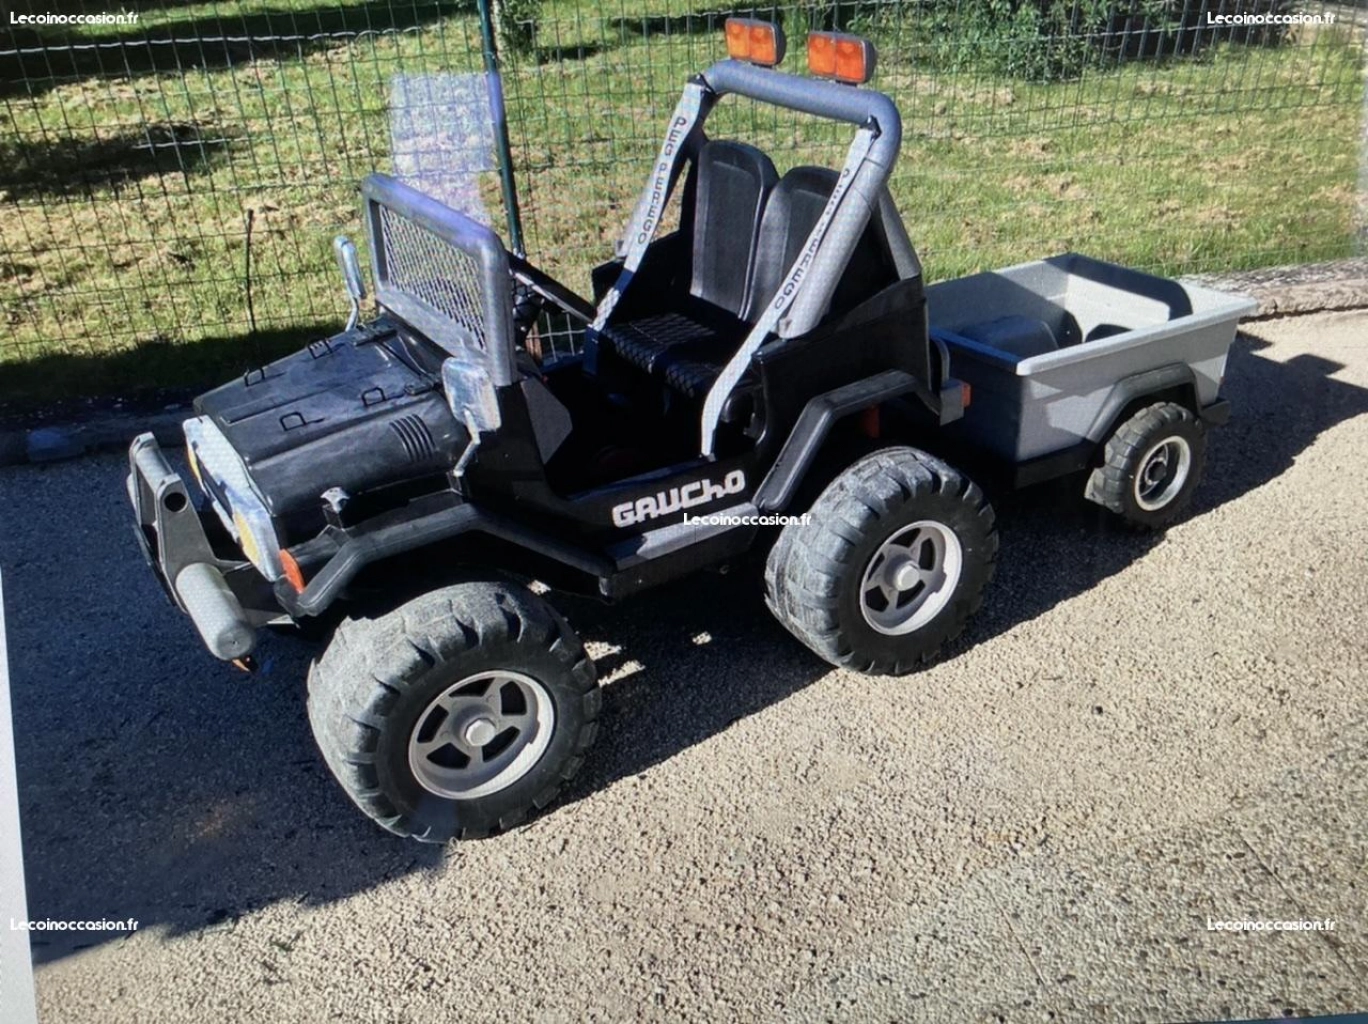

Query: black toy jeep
[129,23,1245,841]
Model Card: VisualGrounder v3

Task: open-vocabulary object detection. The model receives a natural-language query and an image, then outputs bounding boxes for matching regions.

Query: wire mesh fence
[1,0,1362,402]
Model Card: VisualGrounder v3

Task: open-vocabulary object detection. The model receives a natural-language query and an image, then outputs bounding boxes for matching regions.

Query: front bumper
[127,433,266,661]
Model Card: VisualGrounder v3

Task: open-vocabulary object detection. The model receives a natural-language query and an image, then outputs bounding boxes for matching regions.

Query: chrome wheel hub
[1134,436,1193,511]
[860,520,965,636]
[407,671,554,800]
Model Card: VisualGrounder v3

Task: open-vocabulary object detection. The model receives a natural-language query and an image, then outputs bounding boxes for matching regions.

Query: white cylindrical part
[174,563,256,661]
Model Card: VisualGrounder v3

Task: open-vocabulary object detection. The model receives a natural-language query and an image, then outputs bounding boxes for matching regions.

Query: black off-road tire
[1085,401,1207,530]
[765,447,998,675]
[306,581,600,842]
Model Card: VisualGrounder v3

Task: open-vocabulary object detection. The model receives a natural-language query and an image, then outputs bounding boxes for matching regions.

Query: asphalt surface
[3,310,1366,1023]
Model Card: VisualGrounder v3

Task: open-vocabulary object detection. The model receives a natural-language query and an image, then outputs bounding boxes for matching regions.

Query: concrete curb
[2,260,1366,469]
[1182,257,1368,319]
[0,409,188,469]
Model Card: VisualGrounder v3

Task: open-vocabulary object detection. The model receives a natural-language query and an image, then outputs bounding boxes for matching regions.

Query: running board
[601,503,758,600]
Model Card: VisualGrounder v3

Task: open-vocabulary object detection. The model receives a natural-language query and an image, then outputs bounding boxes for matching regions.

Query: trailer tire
[765,447,997,675]
[1086,401,1207,530]
[306,581,599,843]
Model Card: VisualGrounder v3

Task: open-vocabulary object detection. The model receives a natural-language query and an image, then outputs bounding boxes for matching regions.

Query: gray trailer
[927,253,1255,526]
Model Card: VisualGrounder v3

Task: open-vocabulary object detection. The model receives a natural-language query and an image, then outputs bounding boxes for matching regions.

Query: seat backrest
[690,140,778,318]
[744,165,899,323]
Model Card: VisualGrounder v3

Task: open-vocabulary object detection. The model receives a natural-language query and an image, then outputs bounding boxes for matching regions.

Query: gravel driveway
[4,310,1366,1023]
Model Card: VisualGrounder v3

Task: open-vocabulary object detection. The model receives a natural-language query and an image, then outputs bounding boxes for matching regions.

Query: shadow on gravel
[1194,331,1368,511]
[913,330,1368,653]
[6,329,1365,964]
[1,454,450,967]
[558,329,1368,803]
[553,567,829,809]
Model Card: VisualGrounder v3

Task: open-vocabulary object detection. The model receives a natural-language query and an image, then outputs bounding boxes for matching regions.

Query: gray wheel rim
[407,670,555,799]
[859,520,964,636]
[1134,436,1192,512]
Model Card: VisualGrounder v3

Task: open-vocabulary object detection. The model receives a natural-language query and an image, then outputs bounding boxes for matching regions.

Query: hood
[193,323,465,520]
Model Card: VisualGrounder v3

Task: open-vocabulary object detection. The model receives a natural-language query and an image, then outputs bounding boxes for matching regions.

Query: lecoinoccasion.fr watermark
[1206,11,1335,24]
[1208,916,1336,932]
[11,917,140,932]
[684,512,812,528]
[9,10,139,25]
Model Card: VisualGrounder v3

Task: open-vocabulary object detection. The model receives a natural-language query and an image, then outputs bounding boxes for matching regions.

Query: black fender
[755,369,964,512]
[277,498,615,618]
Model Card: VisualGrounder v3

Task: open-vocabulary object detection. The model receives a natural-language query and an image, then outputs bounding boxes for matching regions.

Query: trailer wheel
[306,581,599,842]
[1086,401,1207,530]
[765,447,997,676]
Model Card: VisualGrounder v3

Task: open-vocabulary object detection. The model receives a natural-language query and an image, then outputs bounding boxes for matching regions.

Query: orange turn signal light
[724,18,785,67]
[279,548,307,594]
[807,32,876,85]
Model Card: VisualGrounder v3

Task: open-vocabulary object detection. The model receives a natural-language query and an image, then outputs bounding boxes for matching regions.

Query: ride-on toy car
[127,21,1254,842]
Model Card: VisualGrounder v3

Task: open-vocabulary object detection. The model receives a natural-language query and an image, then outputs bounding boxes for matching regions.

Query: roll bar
[592,58,913,456]
[696,59,906,345]
[698,60,902,171]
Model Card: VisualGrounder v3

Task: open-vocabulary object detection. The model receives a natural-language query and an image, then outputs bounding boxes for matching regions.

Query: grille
[377,204,488,350]
[390,415,436,463]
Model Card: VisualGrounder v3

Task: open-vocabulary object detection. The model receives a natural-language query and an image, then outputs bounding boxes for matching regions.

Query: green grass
[0,1,1361,404]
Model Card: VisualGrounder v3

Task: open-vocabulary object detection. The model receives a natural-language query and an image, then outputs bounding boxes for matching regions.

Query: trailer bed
[927,253,1257,466]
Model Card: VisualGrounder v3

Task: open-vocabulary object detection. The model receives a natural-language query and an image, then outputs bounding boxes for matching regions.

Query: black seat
[745,166,899,321]
[597,140,776,394]
[599,159,901,403]
[599,306,748,398]
[689,140,778,316]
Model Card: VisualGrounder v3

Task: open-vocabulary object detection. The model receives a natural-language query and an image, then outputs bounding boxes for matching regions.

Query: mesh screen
[376,203,488,350]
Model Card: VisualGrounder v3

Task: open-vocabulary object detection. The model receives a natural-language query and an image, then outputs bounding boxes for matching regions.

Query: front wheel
[765,447,998,676]
[306,581,600,842]
[1085,401,1207,530]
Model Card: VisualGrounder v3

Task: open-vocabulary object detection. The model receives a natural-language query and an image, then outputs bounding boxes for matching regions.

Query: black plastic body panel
[1010,440,1097,489]
[176,236,942,621]
[755,369,959,511]
[278,495,616,618]
[194,320,466,530]
[753,277,931,437]
[273,267,941,611]
[1198,397,1231,426]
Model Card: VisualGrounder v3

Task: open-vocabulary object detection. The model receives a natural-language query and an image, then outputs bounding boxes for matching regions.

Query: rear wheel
[1086,401,1207,530]
[306,580,600,842]
[765,447,998,675]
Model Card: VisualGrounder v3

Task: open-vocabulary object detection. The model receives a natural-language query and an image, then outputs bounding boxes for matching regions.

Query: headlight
[232,510,264,569]
[183,416,283,581]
